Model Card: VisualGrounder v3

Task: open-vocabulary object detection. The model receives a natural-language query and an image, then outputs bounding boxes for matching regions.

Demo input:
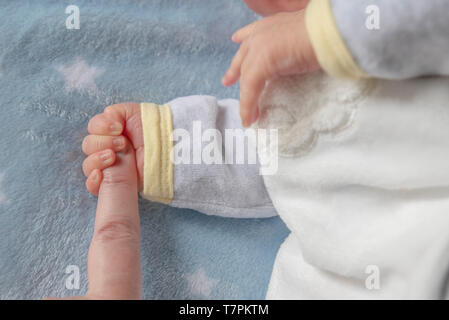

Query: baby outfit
[139,0,449,299]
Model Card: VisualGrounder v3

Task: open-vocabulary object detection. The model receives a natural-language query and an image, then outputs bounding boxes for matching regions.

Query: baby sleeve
[139,96,276,219]
[306,0,449,79]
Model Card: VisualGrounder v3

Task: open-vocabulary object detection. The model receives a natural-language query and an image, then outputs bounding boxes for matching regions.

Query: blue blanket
[0,0,289,299]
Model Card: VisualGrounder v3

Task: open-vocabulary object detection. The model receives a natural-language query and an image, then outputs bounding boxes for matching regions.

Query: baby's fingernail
[109,123,122,135]
[112,137,125,150]
[99,150,113,164]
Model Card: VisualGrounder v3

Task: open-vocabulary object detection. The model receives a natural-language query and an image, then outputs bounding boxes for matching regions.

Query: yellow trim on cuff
[140,103,174,204]
[305,0,368,78]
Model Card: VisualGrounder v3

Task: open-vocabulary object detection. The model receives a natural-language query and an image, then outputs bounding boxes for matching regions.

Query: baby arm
[82,97,276,218]
[326,0,449,79]
[224,0,449,127]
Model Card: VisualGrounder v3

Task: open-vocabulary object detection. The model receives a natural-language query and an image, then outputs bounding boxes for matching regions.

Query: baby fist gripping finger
[87,137,141,299]
[82,137,136,196]
[86,169,103,197]
[84,103,145,195]
[223,9,320,127]
[82,149,116,178]
[83,136,131,196]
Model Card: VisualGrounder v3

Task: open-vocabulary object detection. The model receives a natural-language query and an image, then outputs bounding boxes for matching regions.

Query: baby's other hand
[222,9,320,127]
[243,0,309,16]
[82,103,144,195]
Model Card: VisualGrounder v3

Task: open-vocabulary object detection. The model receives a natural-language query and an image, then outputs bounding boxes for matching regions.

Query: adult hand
[46,139,141,300]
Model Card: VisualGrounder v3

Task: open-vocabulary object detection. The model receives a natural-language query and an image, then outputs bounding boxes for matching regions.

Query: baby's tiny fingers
[82,135,126,155]
[240,60,265,127]
[82,149,116,177]
[222,42,248,86]
[232,21,257,43]
[86,169,102,197]
[88,113,123,136]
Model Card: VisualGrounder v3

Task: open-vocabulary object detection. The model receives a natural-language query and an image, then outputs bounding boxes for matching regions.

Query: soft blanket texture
[0,0,289,299]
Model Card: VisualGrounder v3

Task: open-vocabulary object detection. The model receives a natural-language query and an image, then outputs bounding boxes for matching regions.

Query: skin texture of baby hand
[222,8,320,127]
[82,103,144,196]
[243,0,310,16]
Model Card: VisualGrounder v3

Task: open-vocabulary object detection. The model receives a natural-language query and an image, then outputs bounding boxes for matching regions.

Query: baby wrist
[305,0,367,78]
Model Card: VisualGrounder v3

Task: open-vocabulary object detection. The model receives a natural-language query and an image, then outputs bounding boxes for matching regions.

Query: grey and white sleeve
[329,0,449,79]
[140,95,276,218]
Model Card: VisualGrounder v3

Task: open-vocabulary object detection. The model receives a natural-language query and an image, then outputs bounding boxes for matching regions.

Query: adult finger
[86,143,141,299]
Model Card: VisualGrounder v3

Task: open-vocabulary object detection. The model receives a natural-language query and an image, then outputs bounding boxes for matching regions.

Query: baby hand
[82,103,144,196]
[222,9,320,127]
[243,0,310,16]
